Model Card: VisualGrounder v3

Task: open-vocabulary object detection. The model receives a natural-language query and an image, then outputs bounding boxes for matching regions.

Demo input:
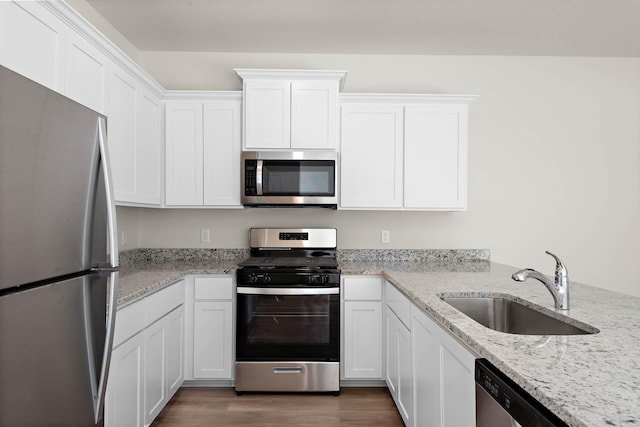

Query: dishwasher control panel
[475,359,569,427]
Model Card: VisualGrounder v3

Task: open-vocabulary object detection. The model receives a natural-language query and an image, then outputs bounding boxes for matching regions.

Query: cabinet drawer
[113,301,146,348]
[343,276,383,300]
[385,281,411,330]
[146,280,185,326]
[194,276,233,300]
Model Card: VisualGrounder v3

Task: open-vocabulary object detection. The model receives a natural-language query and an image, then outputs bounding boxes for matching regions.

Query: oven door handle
[237,287,339,295]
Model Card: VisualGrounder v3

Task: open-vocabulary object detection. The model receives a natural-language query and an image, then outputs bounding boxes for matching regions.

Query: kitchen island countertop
[118,255,640,427]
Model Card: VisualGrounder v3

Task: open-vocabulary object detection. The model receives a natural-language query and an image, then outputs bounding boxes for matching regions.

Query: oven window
[262,160,335,196]
[236,293,340,361]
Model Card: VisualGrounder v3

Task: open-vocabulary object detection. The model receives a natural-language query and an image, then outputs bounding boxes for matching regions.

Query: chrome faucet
[512,251,570,311]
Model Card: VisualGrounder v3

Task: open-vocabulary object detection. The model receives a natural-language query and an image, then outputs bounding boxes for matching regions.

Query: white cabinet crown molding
[41,1,165,99]
[164,90,242,102]
[341,93,477,104]
[234,68,348,91]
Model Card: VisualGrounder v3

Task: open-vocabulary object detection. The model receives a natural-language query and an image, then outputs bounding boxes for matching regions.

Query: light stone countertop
[116,259,239,307]
[117,251,640,427]
[355,261,640,427]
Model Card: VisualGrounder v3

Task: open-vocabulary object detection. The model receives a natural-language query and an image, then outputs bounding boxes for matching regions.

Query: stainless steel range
[235,228,340,394]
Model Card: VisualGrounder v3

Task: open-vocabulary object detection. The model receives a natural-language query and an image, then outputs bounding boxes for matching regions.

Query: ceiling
[85,0,640,57]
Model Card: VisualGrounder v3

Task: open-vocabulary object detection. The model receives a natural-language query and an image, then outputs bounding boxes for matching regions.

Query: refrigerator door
[0,271,117,427]
[0,65,111,291]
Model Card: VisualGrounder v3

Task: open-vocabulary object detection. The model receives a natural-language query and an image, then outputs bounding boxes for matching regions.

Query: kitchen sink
[440,295,598,335]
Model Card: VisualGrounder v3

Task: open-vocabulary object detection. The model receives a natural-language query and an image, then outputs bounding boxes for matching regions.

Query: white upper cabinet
[236,69,346,150]
[165,95,242,207]
[404,105,469,210]
[203,100,242,206]
[340,104,404,208]
[340,95,475,211]
[107,65,163,206]
[165,101,204,206]
[1,2,164,206]
[108,66,138,202]
[64,31,109,114]
[290,81,339,149]
[134,89,163,205]
[0,2,66,92]
[243,79,291,149]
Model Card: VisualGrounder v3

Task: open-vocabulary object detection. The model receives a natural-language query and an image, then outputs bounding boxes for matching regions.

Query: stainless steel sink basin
[441,296,598,335]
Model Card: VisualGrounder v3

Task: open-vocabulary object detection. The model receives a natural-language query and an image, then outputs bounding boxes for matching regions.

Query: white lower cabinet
[106,332,144,427]
[342,276,383,380]
[143,305,185,426]
[385,281,414,427]
[188,276,235,380]
[106,280,185,427]
[411,304,476,427]
[193,300,233,379]
[439,320,476,426]
[411,305,442,426]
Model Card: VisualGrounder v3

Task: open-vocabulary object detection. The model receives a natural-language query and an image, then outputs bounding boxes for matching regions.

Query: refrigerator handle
[98,117,119,267]
[92,270,118,423]
[93,118,119,423]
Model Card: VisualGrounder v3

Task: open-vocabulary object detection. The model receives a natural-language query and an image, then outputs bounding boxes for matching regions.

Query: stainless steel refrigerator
[0,65,118,426]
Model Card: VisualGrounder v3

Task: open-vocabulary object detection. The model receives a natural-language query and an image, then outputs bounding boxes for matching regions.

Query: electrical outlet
[381,230,391,244]
[120,230,127,246]
[200,228,210,243]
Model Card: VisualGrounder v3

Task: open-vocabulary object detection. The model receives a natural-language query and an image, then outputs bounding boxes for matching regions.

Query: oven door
[236,287,340,362]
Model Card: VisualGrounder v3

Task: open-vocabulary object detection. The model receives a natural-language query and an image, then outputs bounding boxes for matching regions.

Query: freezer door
[0,272,117,427]
[0,65,110,291]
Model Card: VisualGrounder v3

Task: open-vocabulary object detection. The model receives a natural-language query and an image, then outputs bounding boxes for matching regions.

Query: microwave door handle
[256,160,263,196]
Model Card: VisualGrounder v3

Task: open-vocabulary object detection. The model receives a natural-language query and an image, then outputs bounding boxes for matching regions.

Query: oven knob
[308,274,328,285]
[265,275,271,283]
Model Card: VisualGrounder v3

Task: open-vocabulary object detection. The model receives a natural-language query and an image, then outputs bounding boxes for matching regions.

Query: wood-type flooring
[151,387,405,427]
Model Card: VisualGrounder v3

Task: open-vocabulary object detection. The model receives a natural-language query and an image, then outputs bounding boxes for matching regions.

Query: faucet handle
[545,250,568,279]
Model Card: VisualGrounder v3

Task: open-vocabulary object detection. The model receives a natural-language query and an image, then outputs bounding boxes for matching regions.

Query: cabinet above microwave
[235,69,347,151]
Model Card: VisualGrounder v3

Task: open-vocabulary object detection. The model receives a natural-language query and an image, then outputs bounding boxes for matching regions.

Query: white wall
[131,52,640,297]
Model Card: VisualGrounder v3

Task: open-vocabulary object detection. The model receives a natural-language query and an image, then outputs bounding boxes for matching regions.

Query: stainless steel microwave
[241,151,338,208]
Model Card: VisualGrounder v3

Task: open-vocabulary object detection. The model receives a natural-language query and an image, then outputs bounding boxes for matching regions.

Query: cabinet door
[440,328,476,427]
[0,2,65,91]
[203,100,242,206]
[144,318,166,425]
[107,66,138,203]
[291,81,338,150]
[193,301,233,379]
[64,31,109,113]
[106,334,144,427]
[143,305,184,426]
[243,80,290,149]
[340,104,403,208]
[343,301,383,379]
[385,307,399,395]
[385,306,413,426]
[165,306,185,399]
[412,306,442,427]
[397,318,413,426]
[404,105,468,210]
[135,89,163,205]
[165,101,204,205]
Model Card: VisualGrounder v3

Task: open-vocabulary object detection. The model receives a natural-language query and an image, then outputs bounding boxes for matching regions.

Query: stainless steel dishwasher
[475,359,569,427]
